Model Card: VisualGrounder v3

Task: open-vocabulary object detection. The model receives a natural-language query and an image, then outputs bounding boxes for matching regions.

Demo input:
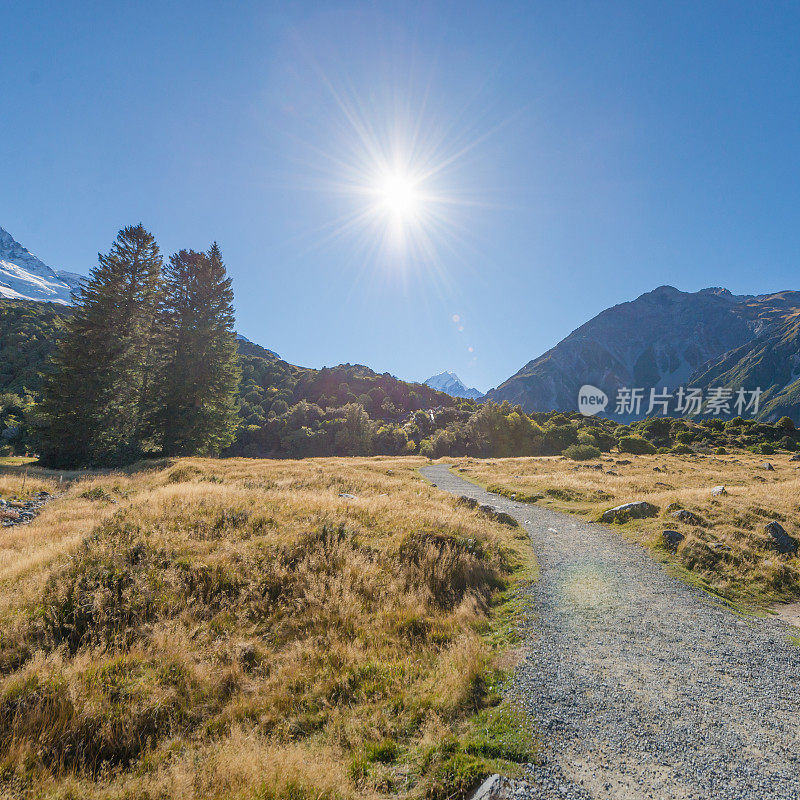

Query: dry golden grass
[451,452,800,605]
[0,456,534,799]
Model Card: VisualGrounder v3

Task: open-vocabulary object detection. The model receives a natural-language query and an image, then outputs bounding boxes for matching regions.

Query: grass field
[0,457,535,800]
[451,452,800,607]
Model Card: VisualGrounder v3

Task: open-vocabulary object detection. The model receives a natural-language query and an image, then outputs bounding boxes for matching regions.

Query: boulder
[602,501,658,523]
[662,530,685,551]
[671,509,702,526]
[458,496,479,510]
[665,502,682,512]
[762,462,775,471]
[338,493,357,499]
[711,485,727,496]
[469,774,535,800]
[790,454,800,462]
[764,521,798,555]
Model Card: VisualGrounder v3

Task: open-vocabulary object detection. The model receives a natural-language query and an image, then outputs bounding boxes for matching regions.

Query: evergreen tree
[38,225,163,467]
[156,243,241,456]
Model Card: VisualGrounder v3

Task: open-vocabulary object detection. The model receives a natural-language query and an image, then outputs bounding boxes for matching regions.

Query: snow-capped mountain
[424,371,482,400]
[0,226,82,304]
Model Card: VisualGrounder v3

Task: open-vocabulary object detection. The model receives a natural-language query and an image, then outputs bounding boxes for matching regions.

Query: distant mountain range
[5,223,800,422]
[0,227,83,304]
[486,285,800,421]
[424,371,482,400]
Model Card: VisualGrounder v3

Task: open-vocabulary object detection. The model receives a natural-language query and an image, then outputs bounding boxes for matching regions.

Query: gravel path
[421,465,800,800]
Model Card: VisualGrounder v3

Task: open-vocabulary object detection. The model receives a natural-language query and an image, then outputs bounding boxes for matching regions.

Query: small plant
[365,738,398,764]
[563,444,601,461]
[618,436,657,455]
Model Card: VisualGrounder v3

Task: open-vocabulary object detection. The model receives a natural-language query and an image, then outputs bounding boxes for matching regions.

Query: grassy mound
[0,457,535,798]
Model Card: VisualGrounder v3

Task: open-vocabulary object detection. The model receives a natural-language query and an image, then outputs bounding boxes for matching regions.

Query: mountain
[424,371,482,400]
[486,285,800,421]
[0,227,82,304]
[235,333,280,361]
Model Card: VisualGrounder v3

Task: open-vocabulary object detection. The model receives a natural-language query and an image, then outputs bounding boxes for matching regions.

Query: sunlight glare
[377,172,421,221]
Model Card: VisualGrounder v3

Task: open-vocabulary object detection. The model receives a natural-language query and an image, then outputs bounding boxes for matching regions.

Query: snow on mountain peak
[424,371,483,400]
[0,226,81,305]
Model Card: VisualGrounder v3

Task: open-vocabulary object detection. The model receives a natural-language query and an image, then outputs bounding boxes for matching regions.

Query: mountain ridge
[486,285,800,421]
[0,226,81,304]
[424,370,482,400]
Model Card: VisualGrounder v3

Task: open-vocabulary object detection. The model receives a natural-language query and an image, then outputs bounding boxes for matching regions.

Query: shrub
[563,444,601,461]
[778,416,796,431]
[715,447,727,455]
[617,436,657,455]
[671,444,693,454]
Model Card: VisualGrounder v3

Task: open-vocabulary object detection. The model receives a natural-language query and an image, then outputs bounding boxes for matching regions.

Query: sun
[376,172,421,221]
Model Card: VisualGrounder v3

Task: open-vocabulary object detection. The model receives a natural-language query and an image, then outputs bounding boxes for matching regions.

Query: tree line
[38,225,240,467]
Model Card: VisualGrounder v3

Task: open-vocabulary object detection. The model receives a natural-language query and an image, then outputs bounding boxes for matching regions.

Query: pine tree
[38,225,163,467]
[156,243,241,456]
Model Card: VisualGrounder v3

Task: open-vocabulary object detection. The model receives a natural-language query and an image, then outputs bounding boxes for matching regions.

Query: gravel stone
[422,465,800,800]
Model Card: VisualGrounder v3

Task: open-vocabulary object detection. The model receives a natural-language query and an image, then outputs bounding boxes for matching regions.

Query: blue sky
[3,1,800,392]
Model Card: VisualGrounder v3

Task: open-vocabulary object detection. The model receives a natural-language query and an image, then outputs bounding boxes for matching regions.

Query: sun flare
[376,172,422,221]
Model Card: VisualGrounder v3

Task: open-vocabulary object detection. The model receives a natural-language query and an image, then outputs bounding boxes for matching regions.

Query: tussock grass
[0,456,535,798]
[455,453,800,606]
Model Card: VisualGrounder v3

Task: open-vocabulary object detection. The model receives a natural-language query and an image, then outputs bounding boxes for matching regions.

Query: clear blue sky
[3,1,800,392]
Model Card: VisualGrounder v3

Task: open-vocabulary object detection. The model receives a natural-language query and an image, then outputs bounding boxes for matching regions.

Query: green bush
[672,444,693,454]
[617,436,657,455]
[778,416,796,431]
[563,444,601,461]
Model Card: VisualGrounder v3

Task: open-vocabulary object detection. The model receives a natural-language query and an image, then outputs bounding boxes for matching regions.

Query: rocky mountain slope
[486,285,800,420]
[0,227,82,304]
[424,370,482,399]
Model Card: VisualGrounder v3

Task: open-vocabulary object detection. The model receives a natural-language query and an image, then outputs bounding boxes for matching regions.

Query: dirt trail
[421,465,800,800]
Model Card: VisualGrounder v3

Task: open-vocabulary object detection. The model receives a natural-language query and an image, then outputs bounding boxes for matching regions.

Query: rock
[790,454,800,461]
[469,774,535,800]
[665,502,682,512]
[338,493,356,499]
[711,485,727,496]
[458,496,517,526]
[602,501,658,523]
[764,521,798,555]
[605,470,618,475]
[479,504,518,527]
[662,530,685,551]
[616,459,632,465]
[762,462,775,471]
[671,509,702,525]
